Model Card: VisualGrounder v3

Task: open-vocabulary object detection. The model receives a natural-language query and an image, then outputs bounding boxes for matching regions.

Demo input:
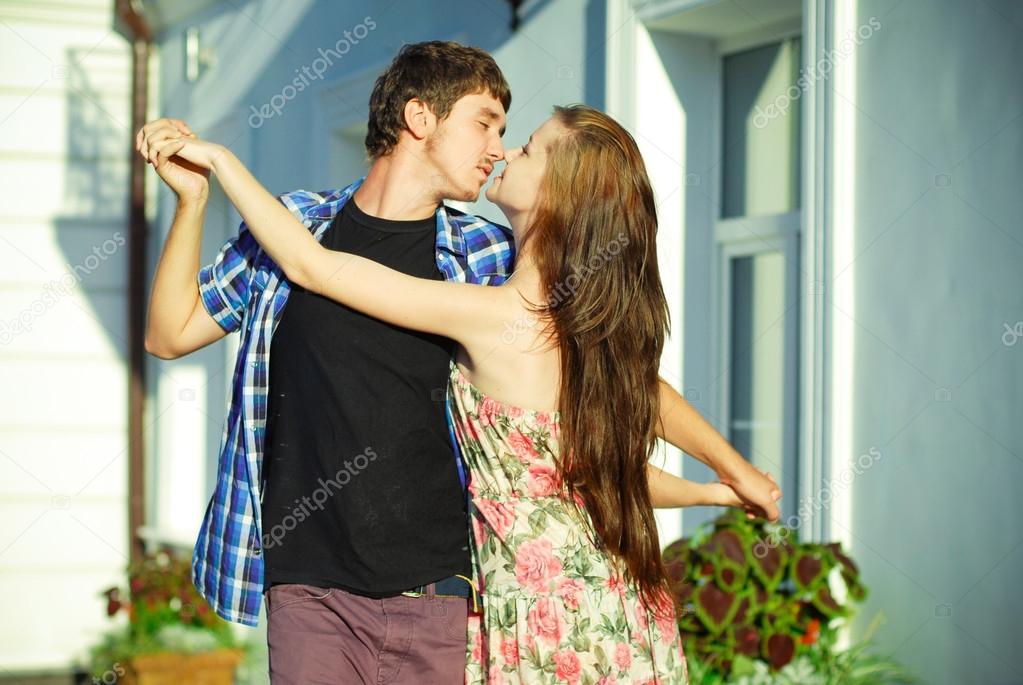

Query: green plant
[664,509,916,683]
[86,550,239,678]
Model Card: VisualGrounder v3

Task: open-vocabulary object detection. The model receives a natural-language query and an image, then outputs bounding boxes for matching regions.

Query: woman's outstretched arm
[149,135,507,346]
[655,379,782,520]
[647,464,744,509]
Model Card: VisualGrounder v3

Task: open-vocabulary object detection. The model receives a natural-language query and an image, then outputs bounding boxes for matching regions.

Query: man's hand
[136,118,210,203]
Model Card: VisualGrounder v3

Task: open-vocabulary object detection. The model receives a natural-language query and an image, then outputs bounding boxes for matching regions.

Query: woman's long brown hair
[522,105,671,612]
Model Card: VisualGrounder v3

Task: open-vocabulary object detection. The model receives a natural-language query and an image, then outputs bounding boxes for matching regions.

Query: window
[715,35,802,519]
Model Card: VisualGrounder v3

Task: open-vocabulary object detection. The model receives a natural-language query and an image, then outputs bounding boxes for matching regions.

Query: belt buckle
[401,586,425,598]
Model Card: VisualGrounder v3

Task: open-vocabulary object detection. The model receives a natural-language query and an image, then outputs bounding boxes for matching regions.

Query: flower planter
[120,648,243,685]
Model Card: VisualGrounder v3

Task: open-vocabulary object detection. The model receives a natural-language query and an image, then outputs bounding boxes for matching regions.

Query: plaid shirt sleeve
[196,188,312,332]
[197,224,262,333]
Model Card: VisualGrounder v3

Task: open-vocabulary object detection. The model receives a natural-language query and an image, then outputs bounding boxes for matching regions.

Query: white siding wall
[0,0,132,673]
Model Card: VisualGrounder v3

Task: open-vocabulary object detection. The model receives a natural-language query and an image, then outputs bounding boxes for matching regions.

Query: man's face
[424,92,507,202]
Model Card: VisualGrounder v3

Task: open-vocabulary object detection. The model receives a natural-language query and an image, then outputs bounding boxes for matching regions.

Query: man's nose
[488,138,505,162]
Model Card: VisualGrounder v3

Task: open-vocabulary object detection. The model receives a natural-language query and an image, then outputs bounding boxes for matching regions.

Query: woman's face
[485,116,566,217]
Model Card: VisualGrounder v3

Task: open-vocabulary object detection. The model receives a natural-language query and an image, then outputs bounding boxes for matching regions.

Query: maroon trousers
[265,582,470,684]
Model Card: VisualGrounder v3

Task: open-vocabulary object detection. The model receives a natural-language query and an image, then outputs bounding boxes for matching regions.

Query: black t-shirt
[260,197,468,595]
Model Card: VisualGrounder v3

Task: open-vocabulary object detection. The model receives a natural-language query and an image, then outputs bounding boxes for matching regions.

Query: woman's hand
[147,132,224,173]
[718,464,783,522]
[137,119,226,180]
[702,477,779,521]
[135,118,214,203]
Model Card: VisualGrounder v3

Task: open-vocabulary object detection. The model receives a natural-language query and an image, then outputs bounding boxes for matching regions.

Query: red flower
[800,618,820,645]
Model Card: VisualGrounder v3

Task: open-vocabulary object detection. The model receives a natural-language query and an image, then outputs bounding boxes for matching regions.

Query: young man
[141,40,780,684]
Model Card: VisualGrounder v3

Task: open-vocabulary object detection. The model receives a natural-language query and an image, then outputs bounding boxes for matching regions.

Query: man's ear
[402,98,436,141]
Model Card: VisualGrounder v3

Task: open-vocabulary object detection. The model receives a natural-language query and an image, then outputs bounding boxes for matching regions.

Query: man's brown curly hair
[365,41,511,159]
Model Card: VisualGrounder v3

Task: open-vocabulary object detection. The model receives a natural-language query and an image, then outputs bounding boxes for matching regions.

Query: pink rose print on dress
[614,642,632,671]
[553,650,582,684]
[527,462,561,497]
[605,573,627,598]
[652,590,679,644]
[526,597,564,646]
[469,616,483,663]
[556,578,584,611]
[474,498,517,540]
[477,396,502,427]
[500,638,520,666]
[507,430,538,463]
[514,538,563,594]
[634,602,650,631]
[470,511,488,547]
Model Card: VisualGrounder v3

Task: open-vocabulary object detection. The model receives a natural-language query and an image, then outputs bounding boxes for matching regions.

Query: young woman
[147,104,777,683]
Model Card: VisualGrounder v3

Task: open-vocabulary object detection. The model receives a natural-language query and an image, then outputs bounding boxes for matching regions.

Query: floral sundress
[449,361,690,684]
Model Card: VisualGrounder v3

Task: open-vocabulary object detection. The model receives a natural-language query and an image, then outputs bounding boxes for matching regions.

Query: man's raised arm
[139,118,234,359]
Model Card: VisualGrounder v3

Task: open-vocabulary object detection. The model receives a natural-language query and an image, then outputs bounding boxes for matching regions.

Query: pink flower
[477,396,502,427]
[507,431,538,463]
[652,590,679,643]
[527,463,561,497]
[634,604,649,632]
[500,638,519,666]
[526,598,563,646]
[514,539,563,594]
[475,498,517,540]
[656,612,678,644]
[614,643,632,671]
[606,573,626,597]
[553,650,582,684]
[471,512,488,547]
[556,578,584,611]
[467,614,483,663]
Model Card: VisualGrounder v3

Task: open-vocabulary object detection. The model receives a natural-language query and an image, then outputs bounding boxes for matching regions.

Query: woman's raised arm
[148,135,509,346]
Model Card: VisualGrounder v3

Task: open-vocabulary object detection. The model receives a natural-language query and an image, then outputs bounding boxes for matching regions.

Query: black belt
[401,574,480,612]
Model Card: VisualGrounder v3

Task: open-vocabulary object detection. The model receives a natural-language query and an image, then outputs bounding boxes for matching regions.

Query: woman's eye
[479,121,489,129]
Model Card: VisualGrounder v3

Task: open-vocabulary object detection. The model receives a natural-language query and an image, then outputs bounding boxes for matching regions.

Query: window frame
[710,31,805,520]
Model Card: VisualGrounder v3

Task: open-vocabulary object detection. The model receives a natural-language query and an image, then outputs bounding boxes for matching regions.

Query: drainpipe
[114,0,151,565]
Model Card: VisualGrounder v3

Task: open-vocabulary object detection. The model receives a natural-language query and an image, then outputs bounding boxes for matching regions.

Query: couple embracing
[140,40,781,685]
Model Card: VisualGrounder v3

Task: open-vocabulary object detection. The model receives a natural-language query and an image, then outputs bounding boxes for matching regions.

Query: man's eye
[479,121,489,129]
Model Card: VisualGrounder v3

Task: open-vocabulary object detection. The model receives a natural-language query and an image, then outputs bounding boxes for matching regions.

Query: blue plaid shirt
[193,178,515,626]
